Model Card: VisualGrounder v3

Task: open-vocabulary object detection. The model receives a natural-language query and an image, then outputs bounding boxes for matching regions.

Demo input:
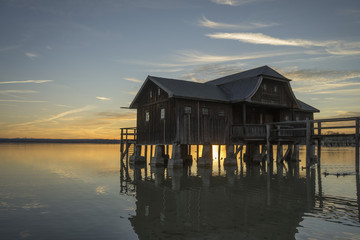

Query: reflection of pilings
[168,168,184,191]
[306,168,316,209]
[224,165,237,186]
[151,166,165,187]
[317,163,323,208]
[198,167,212,188]
[356,173,360,223]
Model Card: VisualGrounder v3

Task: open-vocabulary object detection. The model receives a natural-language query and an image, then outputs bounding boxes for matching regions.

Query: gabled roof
[206,65,290,86]
[129,66,318,113]
[297,99,320,112]
[129,76,229,108]
[147,76,229,102]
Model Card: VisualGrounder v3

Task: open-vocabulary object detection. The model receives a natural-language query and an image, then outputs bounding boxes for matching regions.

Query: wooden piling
[317,122,321,164]
[306,119,311,167]
[356,118,359,172]
[266,124,271,163]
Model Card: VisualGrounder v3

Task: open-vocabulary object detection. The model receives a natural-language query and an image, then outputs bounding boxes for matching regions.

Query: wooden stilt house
[129,65,319,145]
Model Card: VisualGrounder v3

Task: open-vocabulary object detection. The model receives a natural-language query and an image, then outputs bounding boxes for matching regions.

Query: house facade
[129,66,319,146]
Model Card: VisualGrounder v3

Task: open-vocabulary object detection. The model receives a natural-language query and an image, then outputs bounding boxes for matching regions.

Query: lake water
[0,144,359,240]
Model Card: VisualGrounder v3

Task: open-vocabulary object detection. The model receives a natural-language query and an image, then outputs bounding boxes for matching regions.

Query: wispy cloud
[199,16,277,30]
[96,111,136,121]
[0,80,53,84]
[124,77,143,83]
[207,32,332,47]
[0,90,38,99]
[13,105,94,126]
[25,52,38,59]
[0,100,46,103]
[206,32,360,56]
[0,90,38,94]
[122,91,137,96]
[0,45,21,52]
[211,0,265,6]
[287,68,360,94]
[176,50,299,64]
[96,96,111,101]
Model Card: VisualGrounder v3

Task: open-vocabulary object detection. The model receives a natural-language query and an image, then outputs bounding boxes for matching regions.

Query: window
[161,108,165,119]
[149,91,152,98]
[274,86,278,93]
[202,108,209,115]
[285,115,289,121]
[263,83,267,91]
[145,112,149,122]
[184,106,191,114]
[218,110,225,117]
[158,88,161,96]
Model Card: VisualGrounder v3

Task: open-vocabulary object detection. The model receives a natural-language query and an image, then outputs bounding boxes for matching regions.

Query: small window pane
[274,86,278,93]
[202,108,208,115]
[158,88,161,96]
[145,112,149,122]
[161,108,165,119]
[184,106,191,114]
[150,91,152,98]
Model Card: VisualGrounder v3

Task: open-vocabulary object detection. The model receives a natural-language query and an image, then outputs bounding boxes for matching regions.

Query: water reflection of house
[128,166,316,240]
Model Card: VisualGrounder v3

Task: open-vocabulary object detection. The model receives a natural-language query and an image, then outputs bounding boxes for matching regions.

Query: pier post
[356,118,359,172]
[244,144,261,164]
[150,145,167,166]
[129,144,146,164]
[198,143,212,167]
[266,124,271,163]
[168,144,186,168]
[317,122,322,165]
[224,145,237,166]
[306,119,311,168]
[276,143,283,163]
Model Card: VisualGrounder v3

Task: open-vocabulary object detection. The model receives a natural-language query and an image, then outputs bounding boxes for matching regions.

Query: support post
[129,144,146,164]
[277,143,283,163]
[306,119,311,168]
[168,144,185,168]
[317,122,322,165]
[356,118,359,172]
[198,143,212,167]
[224,145,237,166]
[150,145,167,166]
[266,124,271,163]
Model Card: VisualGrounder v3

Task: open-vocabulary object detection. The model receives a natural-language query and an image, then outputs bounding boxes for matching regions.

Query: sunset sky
[0,0,359,139]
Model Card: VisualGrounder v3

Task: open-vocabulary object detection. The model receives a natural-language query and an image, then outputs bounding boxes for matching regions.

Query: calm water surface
[0,144,359,239]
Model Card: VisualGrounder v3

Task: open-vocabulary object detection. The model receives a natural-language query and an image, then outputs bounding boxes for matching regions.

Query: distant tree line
[0,138,120,144]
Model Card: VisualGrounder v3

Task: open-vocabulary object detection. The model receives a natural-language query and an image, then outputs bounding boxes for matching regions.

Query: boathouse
[127,65,319,167]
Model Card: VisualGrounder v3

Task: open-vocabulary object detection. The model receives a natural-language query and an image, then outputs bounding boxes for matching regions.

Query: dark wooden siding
[136,81,176,145]
[251,78,296,108]
[175,99,232,145]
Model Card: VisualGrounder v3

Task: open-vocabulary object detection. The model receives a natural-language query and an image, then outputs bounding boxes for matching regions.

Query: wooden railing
[232,124,266,139]
[120,127,137,143]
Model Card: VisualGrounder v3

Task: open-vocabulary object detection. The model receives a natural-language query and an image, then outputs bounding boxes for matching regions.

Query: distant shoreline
[0,138,120,144]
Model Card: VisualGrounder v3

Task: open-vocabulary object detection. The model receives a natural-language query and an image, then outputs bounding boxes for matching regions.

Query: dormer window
[274,86,278,93]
